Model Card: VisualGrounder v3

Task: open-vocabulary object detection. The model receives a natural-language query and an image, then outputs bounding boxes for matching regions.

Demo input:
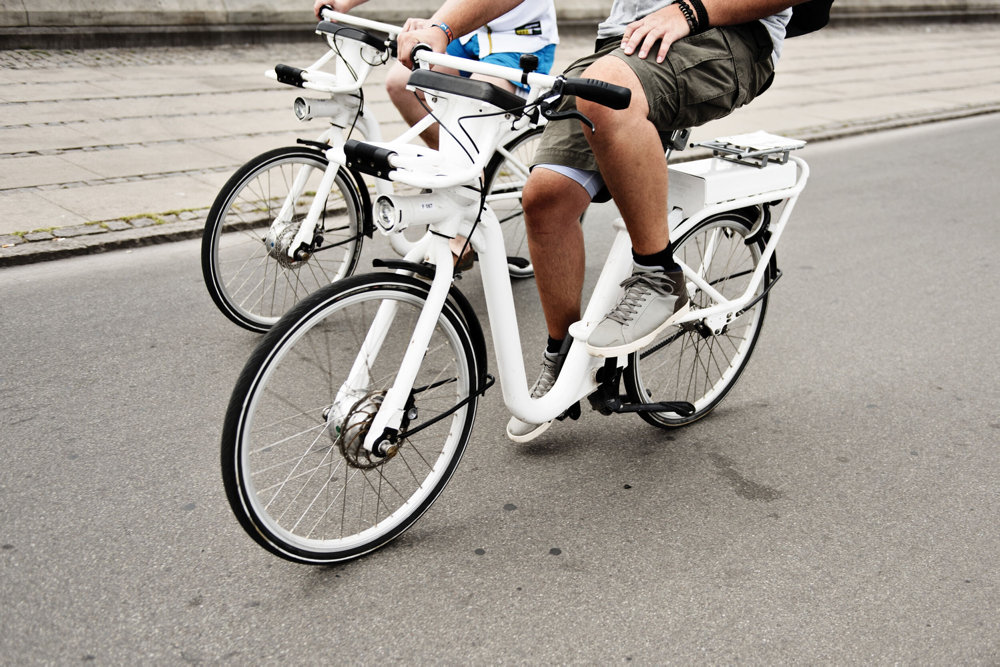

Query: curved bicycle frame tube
[329,46,811,439]
[477,158,809,425]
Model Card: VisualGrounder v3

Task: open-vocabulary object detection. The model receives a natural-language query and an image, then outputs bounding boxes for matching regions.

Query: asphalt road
[1,115,998,663]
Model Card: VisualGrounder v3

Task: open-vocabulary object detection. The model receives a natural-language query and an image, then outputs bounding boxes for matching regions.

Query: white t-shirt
[463,1,560,56]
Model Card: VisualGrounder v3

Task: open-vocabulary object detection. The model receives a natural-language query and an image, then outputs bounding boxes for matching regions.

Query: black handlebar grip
[408,43,433,69]
[274,64,306,88]
[562,78,632,110]
[410,43,432,58]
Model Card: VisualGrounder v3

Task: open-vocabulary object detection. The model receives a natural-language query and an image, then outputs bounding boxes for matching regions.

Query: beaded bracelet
[687,0,711,32]
[433,22,455,42]
[675,0,699,34]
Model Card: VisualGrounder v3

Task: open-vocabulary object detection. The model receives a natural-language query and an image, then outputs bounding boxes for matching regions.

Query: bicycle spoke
[222,275,478,561]
[204,148,364,331]
[627,213,770,426]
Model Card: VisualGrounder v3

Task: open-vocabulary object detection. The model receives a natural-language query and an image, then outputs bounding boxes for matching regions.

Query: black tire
[202,146,367,333]
[483,126,543,279]
[624,210,774,427]
[221,273,481,564]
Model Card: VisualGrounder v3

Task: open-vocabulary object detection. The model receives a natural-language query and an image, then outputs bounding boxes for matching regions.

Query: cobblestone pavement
[0,41,340,68]
[2,23,1000,265]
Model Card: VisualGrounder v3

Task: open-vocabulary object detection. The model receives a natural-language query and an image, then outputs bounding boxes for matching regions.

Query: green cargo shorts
[533,22,775,172]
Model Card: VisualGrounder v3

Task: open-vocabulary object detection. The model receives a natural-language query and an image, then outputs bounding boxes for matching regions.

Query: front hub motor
[332,392,395,469]
[264,218,304,269]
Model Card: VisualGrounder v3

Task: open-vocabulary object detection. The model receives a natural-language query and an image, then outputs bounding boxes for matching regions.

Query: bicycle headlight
[293,97,310,121]
[293,97,344,121]
[375,195,399,231]
[374,194,441,232]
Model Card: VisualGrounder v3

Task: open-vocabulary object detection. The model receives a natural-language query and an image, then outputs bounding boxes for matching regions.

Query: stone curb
[0,220,205,267]
[5,102,999,268]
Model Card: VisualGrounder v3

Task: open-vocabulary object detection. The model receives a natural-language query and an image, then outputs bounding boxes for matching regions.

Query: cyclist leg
[542,27,775,355]
[577,27,773,253]
[521,42,618,344]
[576,55,668,256]
[521,168,591,340]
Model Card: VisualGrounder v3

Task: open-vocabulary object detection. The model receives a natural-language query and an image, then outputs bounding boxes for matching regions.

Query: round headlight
[293,97,310,121]
[375,196,397,230]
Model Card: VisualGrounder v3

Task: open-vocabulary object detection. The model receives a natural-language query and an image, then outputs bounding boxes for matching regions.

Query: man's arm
[624,0,803,63]
[397,0,522,67]
[701,0,804,24]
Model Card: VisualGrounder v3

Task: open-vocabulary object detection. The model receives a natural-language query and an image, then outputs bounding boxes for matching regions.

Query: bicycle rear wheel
[624,211,773,427]
[484,126,543,279]
[202,146,367,333]
[221,273,481,564]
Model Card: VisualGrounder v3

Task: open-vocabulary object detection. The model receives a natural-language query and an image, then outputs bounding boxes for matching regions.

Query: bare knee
[576,56,649,129]
[522,168,591,233]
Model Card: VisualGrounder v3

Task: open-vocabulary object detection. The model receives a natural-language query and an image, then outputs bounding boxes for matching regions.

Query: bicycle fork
[281,159,343,261]
[281,113,393,261]
[331,235,456,457]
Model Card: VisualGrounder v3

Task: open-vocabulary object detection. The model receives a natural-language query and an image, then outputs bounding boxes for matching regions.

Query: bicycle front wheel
[484,126,543,279]
[624,211,773,427]
[222,273,481,564]
[202,146,367,333]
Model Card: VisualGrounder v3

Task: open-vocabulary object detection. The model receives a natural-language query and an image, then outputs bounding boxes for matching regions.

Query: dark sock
[546,336,564,355]
[633,243,680,273]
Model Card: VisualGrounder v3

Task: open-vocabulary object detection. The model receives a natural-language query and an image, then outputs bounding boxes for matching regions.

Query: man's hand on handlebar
[401,17,431,32]
[314,0,366,20]
[397,25,449,69]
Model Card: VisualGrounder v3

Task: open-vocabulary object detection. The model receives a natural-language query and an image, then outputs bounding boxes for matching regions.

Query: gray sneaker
[586,265,690,357]
[506,349,561,443]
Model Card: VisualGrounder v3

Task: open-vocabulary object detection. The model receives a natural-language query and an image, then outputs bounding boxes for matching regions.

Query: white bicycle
[201,10,543,333]
[220,46,809,564]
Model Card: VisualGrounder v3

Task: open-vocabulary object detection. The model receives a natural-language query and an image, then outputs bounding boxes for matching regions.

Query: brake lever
[540,101,596,133]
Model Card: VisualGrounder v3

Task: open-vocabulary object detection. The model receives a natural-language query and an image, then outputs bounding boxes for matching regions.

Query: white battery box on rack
[667,157,797,215]
[667,131,804,216]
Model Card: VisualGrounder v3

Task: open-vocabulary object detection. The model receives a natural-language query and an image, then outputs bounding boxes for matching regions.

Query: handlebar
[411,48,632,111]
[268,10,402,94]
[318,6,402,37]
[310,12,631,111]
[559,78,632,111]
[278,13,630,113]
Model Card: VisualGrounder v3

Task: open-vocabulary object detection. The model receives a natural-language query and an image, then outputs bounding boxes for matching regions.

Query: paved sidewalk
[2,23,1000,266]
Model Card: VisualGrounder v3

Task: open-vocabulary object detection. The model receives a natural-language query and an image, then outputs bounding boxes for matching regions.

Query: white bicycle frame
[264,12,407,259]
[321,49,808,455]
[264,10,539,263]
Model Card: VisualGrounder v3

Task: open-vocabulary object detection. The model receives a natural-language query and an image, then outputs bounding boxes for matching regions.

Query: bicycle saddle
[407,69,525,114]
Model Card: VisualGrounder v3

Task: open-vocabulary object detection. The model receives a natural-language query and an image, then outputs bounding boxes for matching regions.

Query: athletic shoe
[506,349,561,443]
[586,265,690,357]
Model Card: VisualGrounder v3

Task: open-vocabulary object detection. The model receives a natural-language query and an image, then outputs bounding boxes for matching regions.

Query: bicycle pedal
[614,399,696,417]
[556,401,581,421]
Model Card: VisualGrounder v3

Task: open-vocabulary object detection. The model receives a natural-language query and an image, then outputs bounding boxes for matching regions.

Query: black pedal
[587,359,623,416]
[588,358,695,418]
[557,401,581,421]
